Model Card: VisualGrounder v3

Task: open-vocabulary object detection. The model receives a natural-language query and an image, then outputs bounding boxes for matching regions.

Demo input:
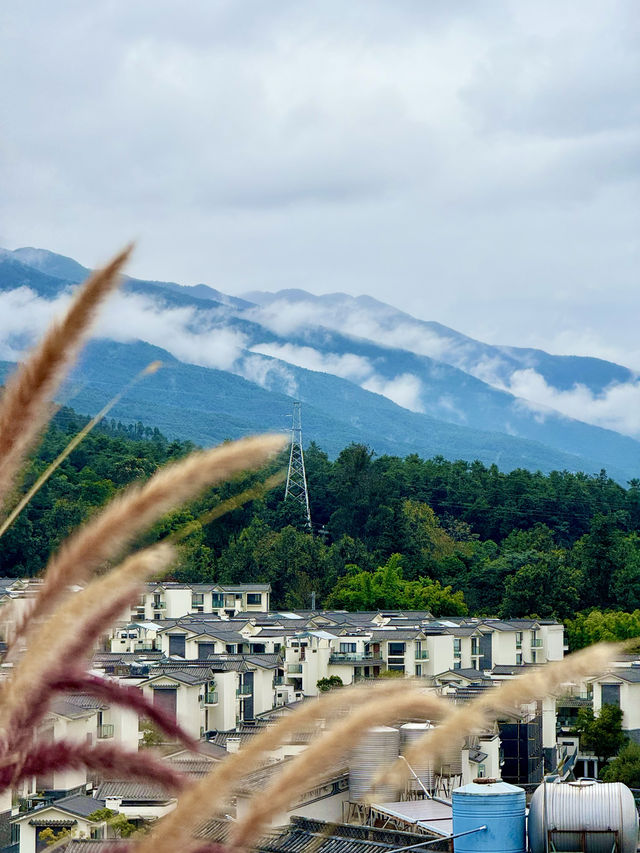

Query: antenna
[284,401,312,530]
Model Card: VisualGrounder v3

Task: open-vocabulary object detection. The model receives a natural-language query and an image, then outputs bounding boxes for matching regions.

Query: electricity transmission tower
[284,401,312,530]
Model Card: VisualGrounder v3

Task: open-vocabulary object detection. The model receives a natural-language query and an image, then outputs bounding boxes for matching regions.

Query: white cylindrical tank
[401,722,435,792]
[349,725,400,802]
[528,781,639,853]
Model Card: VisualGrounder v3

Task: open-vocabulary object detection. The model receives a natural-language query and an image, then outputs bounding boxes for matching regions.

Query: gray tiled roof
[95,781,175,802]
[30,794,106,819]
[596,667,640,683]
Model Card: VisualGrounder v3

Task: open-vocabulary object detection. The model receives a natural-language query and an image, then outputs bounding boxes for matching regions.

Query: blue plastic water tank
[452,780,526,853]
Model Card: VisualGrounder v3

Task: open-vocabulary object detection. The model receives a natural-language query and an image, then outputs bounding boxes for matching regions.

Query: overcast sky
[1,1,638,363]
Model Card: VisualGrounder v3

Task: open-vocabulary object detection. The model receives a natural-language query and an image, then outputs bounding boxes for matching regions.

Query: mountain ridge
[1,245,639,482]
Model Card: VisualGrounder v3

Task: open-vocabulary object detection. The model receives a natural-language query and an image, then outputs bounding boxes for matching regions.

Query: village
[0,577,637,852]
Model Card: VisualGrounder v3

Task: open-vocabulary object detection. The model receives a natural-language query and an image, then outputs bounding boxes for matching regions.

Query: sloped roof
[95,781,175,802]
[48,698,97,720]
[21,794,106,821]
[593,667,640,683]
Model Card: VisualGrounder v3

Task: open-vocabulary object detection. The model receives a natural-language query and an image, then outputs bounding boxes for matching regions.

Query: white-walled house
[128,583,271,622]
[10,794,112,853]
[586,667,640,742]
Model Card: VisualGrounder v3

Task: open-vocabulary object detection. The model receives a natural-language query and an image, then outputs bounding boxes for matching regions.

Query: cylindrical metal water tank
[438,734,463,775]
[452,780,526,853]
[349,725,400,802]
[528,781,639,853]
[401,722,435,792]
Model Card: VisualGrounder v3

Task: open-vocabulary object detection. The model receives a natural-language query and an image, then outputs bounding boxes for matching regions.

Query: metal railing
[97,724,114,739]
[287,664,303,673]
[531,638,543,647]
[328,653,383,663]
[415,650,429,660]
[236,684,252,696]
[205,691,218,704]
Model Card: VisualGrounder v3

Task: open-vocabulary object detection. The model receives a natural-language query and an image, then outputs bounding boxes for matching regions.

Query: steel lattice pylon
[284,401,312,530]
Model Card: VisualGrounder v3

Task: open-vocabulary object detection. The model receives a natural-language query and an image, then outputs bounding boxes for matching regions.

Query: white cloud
[506,368,640,438]
[238,353,298,397]
[0,287,248,373]
[0,288,71,359]
[250,341,373,383]
[362,373,424,413]
[1,0,638,363]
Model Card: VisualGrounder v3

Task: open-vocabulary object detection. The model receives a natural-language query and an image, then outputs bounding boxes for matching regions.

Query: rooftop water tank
[452,779,526,853]
[349,725,400,802]
[528,781,639,853]
[400,722,435,793]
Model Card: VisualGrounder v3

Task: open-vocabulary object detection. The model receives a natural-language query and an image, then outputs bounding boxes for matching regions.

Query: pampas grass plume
[0,247,131,508]
[22,434,286,634]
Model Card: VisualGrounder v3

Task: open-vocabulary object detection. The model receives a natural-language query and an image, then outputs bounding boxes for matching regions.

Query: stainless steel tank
[349,725,400,802]
[528,781,639,853]
[400,722,435,792]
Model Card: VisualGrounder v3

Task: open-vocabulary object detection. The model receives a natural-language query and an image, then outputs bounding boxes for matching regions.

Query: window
[388,642,406,656]
[477,764,486,778]
[212,593,224,608]
[471,637,479,655]
[416,665,422,677]
[531,651,537,663]
[339,642,357,654]
[247,593,262,605]
[198,642,215,659]
[516,632,523,649]
[516,653,523,665]
[601,683,621,707]
[168,634,186,657]
[453,660,462,670]
[192,593,204,606]
[453,638,462,658]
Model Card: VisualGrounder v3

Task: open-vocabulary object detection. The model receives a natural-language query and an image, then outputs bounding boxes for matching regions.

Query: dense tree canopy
[5,413,640,643]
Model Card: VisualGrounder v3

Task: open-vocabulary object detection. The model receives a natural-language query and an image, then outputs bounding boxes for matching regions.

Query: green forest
[3,406,640,651]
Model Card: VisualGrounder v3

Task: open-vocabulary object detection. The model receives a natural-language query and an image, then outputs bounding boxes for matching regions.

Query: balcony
[287,664,303,674]
[415,650,429,660]
[274,676,285,685]
[236,684,252,696]
[152,600,166,610]
[97,724,114,739]
[204,690,218,705]
[556,694,592,708]
[328,653,383,664]
[531,638,543,648]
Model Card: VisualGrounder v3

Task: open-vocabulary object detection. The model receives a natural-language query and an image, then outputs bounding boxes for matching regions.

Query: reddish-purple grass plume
[0,740,188,793]
[50,672,198,750]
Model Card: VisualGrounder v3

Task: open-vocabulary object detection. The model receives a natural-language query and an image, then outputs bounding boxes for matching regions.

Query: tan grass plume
[0,542,176,739]
[377,643,619,795]
[19,433,286,636]
[0,247,131,509]
[227,687,451,852]
[133,680,428,853]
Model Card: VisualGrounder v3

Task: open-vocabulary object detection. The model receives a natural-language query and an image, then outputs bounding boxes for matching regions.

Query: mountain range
[1,245,639,483]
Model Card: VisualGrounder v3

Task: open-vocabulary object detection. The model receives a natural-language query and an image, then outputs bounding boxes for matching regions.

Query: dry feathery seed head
[378,642,620,793]
[21,433,287,635]
[50,673,198,750]
[0,739,189,795]
[133,680,419,853]
[0,542,176,738]
[0,246,132,509]
[227,687,451,851]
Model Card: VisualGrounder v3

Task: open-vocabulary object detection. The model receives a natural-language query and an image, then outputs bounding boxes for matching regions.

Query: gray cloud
[0,0,638,361]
